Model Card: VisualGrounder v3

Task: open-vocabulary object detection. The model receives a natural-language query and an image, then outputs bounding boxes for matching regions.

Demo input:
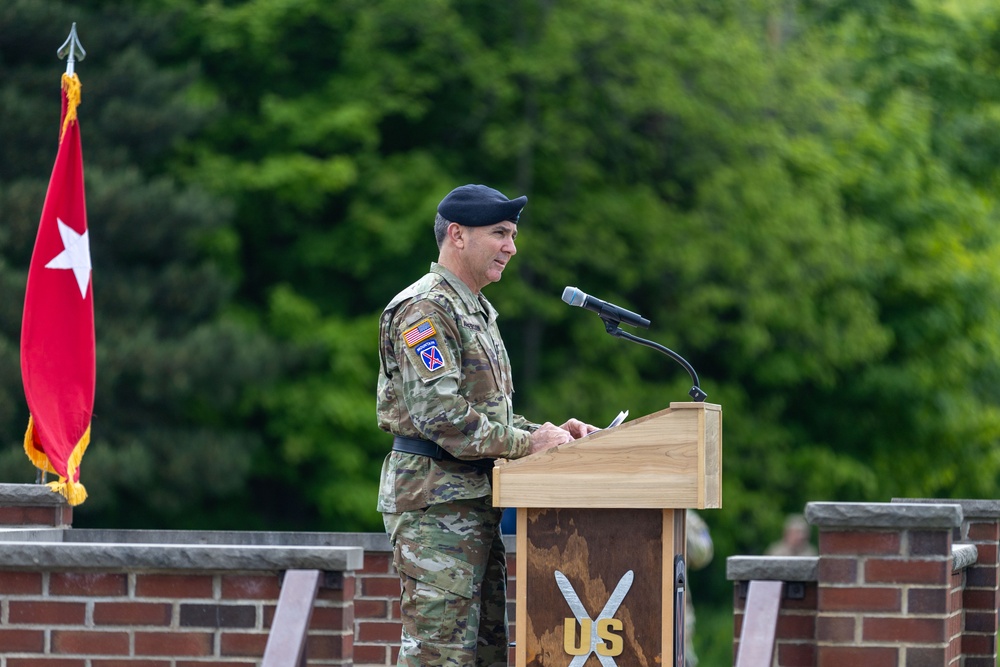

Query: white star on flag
[45,217,92,298]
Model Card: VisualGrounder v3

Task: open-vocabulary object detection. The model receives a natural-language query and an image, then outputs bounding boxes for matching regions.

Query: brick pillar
[0,483,72,528]
[958,501,1000,667]
[806,502,962,667]
[891,498,1000,667]
[354,550,401,665]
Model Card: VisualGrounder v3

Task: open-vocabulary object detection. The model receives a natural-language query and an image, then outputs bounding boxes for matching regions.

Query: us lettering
[556,570,633,666]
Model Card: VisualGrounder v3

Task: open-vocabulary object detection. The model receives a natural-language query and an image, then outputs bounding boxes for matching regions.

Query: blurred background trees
[0,0,282,528]
[3,0,1000,662]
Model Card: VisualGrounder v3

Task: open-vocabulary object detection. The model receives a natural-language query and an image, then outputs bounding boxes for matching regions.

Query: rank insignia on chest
[415,339,446,372]
[403,319,436,347]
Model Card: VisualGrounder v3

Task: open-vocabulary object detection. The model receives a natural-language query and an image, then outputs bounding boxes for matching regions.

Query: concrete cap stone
[726,556,817,582]
[0,540,363,572]
[806,502,962,529]
[0,483,70,507]
[952,544,978,572]
[892,498,1000,520]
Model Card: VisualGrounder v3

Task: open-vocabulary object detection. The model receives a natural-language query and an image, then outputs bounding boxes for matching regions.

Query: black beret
[437,184,527,227]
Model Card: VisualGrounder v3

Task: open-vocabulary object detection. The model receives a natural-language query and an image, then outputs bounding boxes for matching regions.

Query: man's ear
[447,222,466,249]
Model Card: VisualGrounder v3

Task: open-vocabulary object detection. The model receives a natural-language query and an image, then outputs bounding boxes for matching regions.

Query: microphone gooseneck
[562,286,707,402]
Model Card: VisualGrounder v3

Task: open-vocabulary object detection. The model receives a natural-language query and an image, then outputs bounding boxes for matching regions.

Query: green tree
[163,0,1000,548]
[8,7,1000,658]
[0,0,280,528]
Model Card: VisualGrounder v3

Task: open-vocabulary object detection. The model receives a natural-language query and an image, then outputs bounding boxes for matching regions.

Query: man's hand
[559,418,598,439]
[528,422,573,454]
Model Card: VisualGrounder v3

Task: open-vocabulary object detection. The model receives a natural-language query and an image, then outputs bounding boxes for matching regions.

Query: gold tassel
[49,425,90,506]
[46,479,88,506]
[63,425,90,505]
[60,73,81,143]
[24,417,89,506]
[22,416,58,475]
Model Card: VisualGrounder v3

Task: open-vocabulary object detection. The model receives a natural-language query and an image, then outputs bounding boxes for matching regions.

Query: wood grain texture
[703,405,721,508]
[516,508,528,667]
[493,402,722,509]
[521,508,665,667]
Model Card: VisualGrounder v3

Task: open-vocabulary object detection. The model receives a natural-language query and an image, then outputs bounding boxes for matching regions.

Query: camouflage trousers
[383,497,509,667]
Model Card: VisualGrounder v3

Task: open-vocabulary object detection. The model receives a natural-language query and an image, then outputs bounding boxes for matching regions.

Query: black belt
[392,435,494,471]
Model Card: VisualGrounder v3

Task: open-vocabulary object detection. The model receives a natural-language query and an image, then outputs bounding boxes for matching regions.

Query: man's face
[459,221,518,292]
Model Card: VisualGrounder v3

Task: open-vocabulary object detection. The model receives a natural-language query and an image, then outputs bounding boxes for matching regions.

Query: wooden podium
[493,402,722,667]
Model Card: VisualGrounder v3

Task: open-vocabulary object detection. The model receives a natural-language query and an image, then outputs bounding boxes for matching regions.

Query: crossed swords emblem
[555,569,634,666]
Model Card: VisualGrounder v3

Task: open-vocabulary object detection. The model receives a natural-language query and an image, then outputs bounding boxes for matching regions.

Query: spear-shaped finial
[57,23,86,76]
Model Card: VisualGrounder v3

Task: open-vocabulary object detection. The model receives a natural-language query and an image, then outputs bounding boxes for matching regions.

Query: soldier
[766,514,817,557]
[377,183,595,666]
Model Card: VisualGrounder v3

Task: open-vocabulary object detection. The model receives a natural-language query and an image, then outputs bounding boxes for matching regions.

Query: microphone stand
[601,318,708,402]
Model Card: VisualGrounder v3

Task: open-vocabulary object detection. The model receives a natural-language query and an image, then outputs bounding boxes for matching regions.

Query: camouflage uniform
[377,262,538,667]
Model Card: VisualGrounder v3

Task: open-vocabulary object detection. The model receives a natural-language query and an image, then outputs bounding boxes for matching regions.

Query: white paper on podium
[605,409,629,429]
[584,410,629,437]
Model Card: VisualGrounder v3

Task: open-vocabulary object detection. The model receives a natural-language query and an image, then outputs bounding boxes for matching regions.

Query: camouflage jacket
[376,263,538,513]
[686,509,714,571]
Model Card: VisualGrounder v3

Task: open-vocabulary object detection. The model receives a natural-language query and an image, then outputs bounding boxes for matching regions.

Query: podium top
[492,401,722,510]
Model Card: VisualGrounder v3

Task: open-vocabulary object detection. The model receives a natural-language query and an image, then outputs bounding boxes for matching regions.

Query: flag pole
[57,22,86,76]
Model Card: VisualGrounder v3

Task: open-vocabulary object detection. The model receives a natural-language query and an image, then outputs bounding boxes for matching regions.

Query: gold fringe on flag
[22,416,56,474]
[23,416,89,506]
[60,73,81,143]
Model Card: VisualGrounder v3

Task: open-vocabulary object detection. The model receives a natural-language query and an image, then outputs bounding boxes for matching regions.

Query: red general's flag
[20,72,94,506]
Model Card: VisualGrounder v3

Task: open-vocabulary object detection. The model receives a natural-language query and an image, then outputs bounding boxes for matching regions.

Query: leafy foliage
[4,0,1000,620]
[0,0,280,528]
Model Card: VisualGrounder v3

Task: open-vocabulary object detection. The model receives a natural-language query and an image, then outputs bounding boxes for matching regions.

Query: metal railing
[734,580,783,667]
[262,569,322,667]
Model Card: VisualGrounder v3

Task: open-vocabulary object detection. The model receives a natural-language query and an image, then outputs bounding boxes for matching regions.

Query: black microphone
[562,286,651,328]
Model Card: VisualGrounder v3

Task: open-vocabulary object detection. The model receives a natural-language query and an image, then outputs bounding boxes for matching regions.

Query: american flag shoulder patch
[403,318,436,347]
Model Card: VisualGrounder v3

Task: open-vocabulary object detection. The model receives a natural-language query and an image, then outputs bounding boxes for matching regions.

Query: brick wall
[0,539,515,667]
[0,484,362,666]
[730,558,818,667]
[818,524,956,666]
[354,551,400,665]
[733,579,818,667]
[729,500,1000,667]
[0,483,529,667]
[11,485,997,666]
[0,570,353,666]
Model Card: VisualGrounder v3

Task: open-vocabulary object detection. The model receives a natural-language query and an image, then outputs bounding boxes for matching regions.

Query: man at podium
[376,183,594,666]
